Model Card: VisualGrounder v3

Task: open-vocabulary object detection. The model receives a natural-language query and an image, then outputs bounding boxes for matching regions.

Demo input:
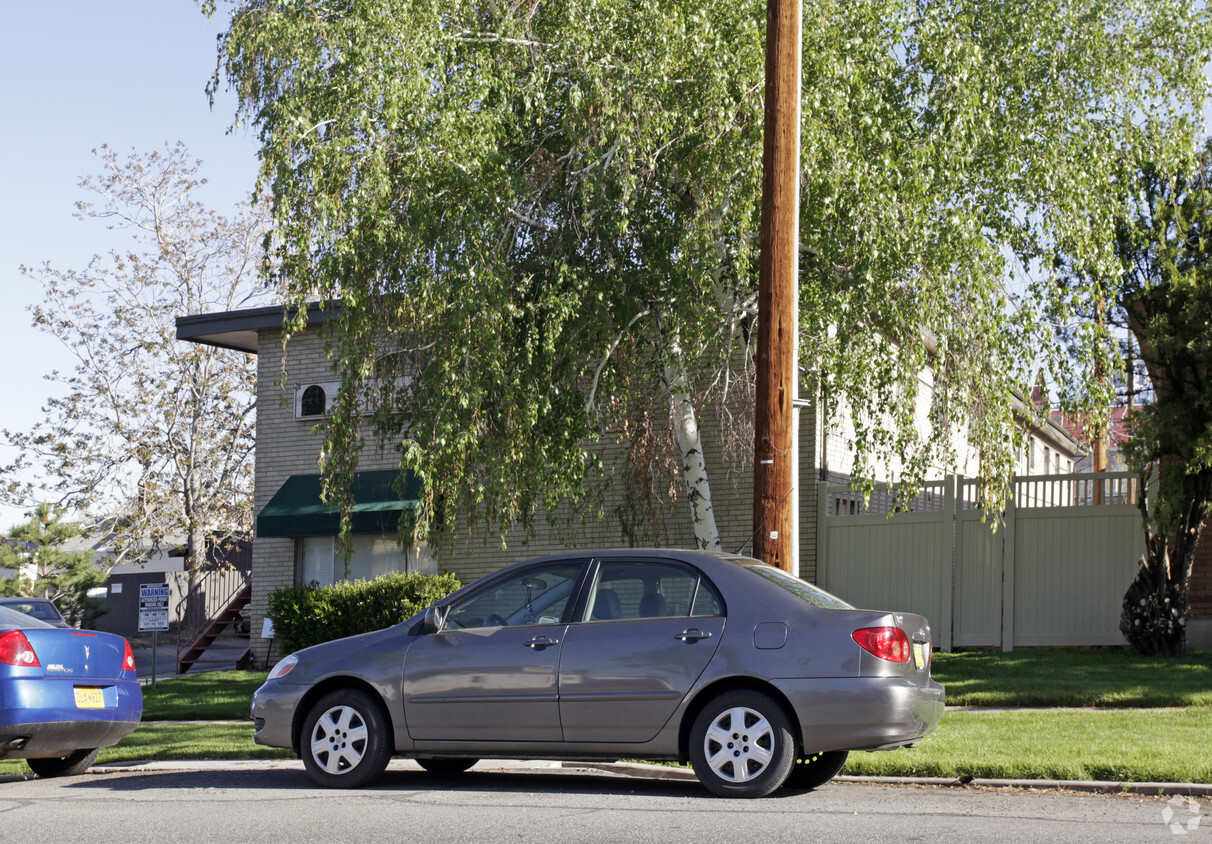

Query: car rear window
[741,565,854,610]
[0,605,56,630]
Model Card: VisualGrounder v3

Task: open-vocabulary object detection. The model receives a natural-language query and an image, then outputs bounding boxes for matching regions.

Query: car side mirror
[420,604,448,635]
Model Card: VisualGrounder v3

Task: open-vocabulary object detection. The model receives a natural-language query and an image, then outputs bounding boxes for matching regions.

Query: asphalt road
[0,760,1205,843]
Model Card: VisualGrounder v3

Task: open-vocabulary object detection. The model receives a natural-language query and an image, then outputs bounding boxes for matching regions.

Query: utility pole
[753,0,801,572]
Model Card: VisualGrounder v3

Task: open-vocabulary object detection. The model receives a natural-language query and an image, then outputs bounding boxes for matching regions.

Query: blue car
[0,605,142,777]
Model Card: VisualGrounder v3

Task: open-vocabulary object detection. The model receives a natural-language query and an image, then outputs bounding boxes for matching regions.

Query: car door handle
[523,636,560,649]
[674,628,713,642]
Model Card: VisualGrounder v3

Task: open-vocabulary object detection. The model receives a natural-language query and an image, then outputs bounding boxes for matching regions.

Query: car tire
[300,688,392,789]
[783,750,849,791]
[415,757,478,776]
[689,690,796,798]
[26,748,100,778]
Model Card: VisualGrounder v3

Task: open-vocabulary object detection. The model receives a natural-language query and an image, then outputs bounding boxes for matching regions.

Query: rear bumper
[775,676,945,753]
[0,718,141,758]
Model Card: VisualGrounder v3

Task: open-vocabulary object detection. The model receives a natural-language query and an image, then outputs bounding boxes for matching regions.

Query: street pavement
[2,758,1207,843]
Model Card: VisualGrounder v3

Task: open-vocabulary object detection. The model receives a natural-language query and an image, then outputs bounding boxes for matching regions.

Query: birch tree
[205,0,1210,547]
[1,144,273,576]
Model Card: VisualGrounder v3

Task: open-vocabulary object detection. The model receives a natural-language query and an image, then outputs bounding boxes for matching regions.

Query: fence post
[1001,486,1017,652]
[937,475,955,652]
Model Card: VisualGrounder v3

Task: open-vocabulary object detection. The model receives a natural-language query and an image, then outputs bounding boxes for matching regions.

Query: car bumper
[0,717,141,758]
[775,676,945,753]
[250,680,305,750]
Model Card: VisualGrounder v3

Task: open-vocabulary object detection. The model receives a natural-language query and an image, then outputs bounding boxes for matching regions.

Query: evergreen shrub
[267,570,461,654]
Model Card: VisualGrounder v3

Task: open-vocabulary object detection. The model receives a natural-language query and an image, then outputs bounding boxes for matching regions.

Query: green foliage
[266,570,462,654]
[0,503,107,627]
[208,0,1212,541]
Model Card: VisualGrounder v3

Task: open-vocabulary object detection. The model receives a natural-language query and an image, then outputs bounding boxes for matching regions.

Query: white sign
[139,583,170,632]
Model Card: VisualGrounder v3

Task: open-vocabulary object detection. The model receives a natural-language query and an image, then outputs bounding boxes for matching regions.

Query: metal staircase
[176,582,252,673]
[175,545,253,673]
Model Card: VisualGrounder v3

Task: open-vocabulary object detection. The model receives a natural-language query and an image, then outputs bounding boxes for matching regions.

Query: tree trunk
[660,331,722,552]
[1120,546,1189,658]
[1119,470,1206,658]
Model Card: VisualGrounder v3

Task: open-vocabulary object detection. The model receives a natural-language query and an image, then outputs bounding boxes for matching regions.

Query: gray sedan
[251,550,944,798]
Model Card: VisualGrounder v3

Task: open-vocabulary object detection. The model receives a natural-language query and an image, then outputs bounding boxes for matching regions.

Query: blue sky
[0,1,260,530]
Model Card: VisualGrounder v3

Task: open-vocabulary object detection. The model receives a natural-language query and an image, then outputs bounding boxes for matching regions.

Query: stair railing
[175,552,252,671]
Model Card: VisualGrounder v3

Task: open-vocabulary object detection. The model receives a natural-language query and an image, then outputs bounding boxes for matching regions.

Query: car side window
[584,561,722,621]
[445,562,582,629]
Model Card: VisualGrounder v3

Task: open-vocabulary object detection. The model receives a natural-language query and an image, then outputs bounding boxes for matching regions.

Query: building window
[300,385,327,417]
[297,534,437,586]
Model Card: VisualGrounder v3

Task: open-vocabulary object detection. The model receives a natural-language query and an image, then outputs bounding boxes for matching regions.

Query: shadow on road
[55,765,763,800]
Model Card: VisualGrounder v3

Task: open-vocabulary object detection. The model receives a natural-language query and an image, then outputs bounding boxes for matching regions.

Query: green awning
[256,470,422,538]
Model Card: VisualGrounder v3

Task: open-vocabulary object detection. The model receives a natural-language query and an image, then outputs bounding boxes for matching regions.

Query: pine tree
[1,504,108,628]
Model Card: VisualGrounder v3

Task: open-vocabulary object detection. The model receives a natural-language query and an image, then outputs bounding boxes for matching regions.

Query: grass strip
[931,648,1212,708]
[141,670,267,721]
[0,723,292,776]
[843,707,1212,783]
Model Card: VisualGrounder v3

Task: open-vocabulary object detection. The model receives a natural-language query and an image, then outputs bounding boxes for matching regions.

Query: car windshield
[741,564,854,610]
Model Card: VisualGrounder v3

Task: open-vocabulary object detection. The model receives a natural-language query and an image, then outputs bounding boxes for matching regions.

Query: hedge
[267,570,462,655]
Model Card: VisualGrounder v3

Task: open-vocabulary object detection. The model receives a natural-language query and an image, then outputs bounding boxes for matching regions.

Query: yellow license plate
[912,643,926,669]
[74,687,105,709]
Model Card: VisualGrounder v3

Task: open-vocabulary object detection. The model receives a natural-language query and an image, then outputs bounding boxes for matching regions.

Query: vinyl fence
[817,472,1145,651]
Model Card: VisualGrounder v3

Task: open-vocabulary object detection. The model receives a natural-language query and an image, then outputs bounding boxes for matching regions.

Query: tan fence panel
[1009,502,1144,647]
[818,480,953,649]
[821,472,1145,651]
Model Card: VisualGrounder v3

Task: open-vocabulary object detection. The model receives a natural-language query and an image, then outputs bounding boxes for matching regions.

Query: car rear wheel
[26,748,99,778]
[415,757,478,775]
[300,688,392,789]
[689,690,796,798]
[783,750,849,791]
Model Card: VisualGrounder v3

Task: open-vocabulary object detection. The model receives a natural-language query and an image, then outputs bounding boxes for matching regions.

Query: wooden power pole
[753,0,801,571]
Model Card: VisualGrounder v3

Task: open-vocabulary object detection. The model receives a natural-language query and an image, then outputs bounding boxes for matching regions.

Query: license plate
[74,687,105,709]
[912,643,926,669]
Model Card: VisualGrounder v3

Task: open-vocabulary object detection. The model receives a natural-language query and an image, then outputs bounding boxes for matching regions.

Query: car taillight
[852,626,912,663]
[0,631,42,667]
[123,639,137,672]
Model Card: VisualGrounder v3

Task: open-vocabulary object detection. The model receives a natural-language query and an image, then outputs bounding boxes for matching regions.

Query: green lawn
[843,707,1212,783]
[140,670,267,721]
[931,648,1212,708]
[3,650,1211,783]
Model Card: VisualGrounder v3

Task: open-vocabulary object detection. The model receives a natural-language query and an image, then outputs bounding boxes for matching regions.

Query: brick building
[178,304,1084,667]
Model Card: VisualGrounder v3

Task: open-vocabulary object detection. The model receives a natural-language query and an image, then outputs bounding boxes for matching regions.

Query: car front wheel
[689,690,796,798]
[26,748,99,778]
[300,688,392,789]
[783,750,849,791]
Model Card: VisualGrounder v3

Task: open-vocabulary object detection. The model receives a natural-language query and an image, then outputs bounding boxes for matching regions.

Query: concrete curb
[89,756,1212,797]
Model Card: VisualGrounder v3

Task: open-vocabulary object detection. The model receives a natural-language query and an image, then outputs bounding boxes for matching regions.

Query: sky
[0,1,261,531]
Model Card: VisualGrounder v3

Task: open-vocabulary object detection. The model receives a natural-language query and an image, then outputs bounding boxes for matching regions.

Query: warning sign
[139,583,171,632]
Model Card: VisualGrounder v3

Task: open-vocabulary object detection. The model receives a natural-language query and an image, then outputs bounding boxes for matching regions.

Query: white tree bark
[661,330,722,552]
